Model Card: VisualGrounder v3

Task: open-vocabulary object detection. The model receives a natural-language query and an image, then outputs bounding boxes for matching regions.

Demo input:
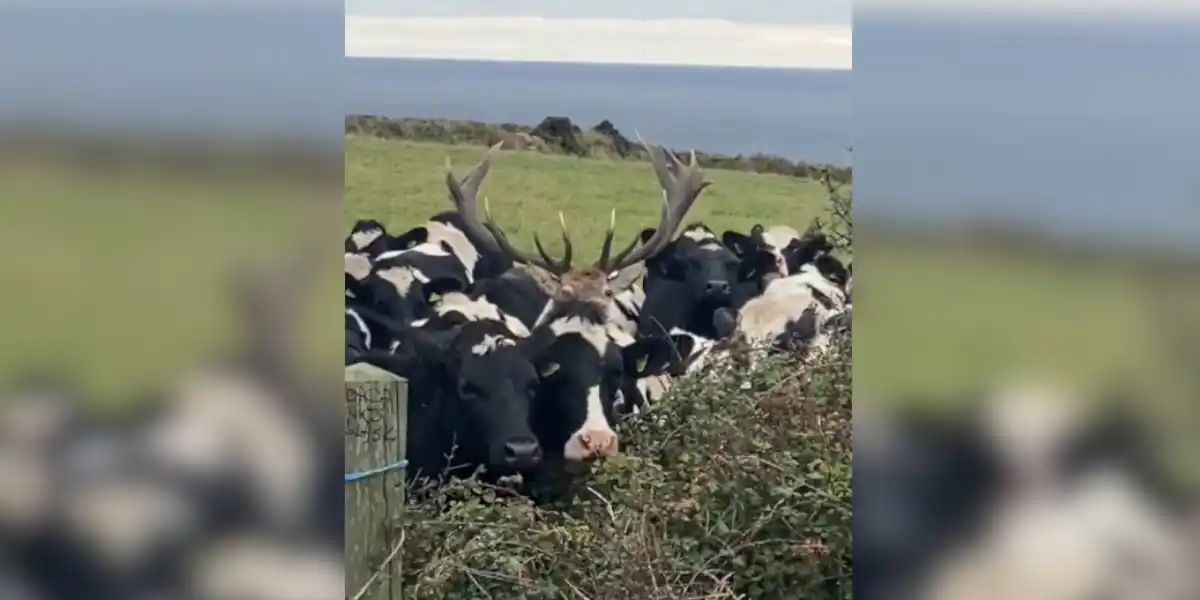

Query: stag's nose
[705,280,732,296]
[503,437,542,468]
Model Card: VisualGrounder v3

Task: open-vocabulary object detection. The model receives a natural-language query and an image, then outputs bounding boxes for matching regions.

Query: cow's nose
[503,437,542,468]
[705,280,732,295]
[572,428,619,461]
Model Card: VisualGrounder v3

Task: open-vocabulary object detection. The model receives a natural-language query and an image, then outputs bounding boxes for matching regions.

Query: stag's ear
[608,262,646,292]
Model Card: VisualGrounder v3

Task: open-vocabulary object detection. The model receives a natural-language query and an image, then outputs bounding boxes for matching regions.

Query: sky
[344,0,852,69]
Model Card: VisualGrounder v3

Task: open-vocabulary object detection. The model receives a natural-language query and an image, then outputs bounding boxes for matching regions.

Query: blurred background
[854,3,1200,599]
[0,1,344,598]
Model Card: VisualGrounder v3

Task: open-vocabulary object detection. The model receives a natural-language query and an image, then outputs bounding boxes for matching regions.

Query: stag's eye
[604,288,614,298]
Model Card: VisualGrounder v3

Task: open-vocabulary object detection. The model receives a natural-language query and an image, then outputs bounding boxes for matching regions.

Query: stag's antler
[446,136,709,297]
[595,132,710,274]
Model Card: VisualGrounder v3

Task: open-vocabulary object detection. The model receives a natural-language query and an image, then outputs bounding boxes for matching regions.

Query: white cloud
[345,16,852,69]
[857,0,1200,16]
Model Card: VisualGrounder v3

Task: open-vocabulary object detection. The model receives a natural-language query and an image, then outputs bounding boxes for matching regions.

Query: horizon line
[345,55,853,72]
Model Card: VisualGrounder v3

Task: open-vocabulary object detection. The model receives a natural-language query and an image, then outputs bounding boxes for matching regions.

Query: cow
[635,223,780,341]
[355,317,546,485]
[712,264,850,366]
[358,241,472,325]
[435,138,710,466]
[857,387,1197,600]
[344,219,389,255]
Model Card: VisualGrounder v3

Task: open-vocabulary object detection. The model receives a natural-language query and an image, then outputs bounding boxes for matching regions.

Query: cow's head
[640,228,744,301]
[515,304,680,464]
[383,320,545,472]
[364,247,466,323]
[344,219,429,257]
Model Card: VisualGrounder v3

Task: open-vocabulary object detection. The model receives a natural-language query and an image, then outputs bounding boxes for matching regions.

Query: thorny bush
[376,337,852,600]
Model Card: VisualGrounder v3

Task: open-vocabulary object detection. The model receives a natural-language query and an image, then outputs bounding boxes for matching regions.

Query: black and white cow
[713,263,850,366]
[635,223,779,341]
[856,387,1197,600]
[360,241,472,325]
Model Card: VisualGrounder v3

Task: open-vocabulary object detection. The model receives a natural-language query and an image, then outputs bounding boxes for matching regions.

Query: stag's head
[444,139,711,319]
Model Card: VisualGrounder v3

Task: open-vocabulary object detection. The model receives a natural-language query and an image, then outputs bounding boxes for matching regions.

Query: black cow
[635,224,779,340]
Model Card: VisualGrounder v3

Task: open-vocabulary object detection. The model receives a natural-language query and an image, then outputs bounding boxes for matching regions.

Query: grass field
[345,137,835,256]
[346,136,1196,406]
[1,160,342,408]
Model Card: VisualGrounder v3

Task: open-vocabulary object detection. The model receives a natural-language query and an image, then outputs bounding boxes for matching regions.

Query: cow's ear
[423,277,463,304]
[722,231,756,257]
[622,337,676,378]
[738,250,778,282]
[393,226,428,250]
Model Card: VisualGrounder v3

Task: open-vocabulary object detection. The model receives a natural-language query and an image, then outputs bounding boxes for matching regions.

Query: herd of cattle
[344,141,853,493]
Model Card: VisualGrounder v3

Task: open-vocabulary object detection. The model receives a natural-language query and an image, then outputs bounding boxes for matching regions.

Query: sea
[0,6,1195,252]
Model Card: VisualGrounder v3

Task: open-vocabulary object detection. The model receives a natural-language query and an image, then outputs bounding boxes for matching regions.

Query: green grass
[345,137,834,255]
[0,161,342,408]
[859,242,1194,401]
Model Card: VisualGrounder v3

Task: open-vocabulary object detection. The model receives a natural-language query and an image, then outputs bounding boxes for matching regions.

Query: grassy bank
[346,114,852,184]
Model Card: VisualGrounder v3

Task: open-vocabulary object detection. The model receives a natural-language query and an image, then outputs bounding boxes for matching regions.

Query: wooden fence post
[344,364,408,600]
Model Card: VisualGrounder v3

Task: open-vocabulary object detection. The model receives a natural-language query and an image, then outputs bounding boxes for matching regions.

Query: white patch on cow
[761,225,800,249]
[64,476,200,572]
[161,371,316,531]
[346,308,371,349]
[759,225,801,277]
[375,266,429,296]
[344,253,371,281]
[0,451,54,532]
[920,459,1194,600]
[434,292,531,338]
[682,225,715,242]
[192,536,343,600]
[563,383,618,461]
[424,221,479,281]
[735,271,842,346]
[607,287,643,335]
[549,316,610,354]
[374,240,451,264]
[550,317,619,460]
[470,333,516,356]
[349,229,382,251]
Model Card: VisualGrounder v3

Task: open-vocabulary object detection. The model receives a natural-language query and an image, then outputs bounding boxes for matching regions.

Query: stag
[444,139,711,324]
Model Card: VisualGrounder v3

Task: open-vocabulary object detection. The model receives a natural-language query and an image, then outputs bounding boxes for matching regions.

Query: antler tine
[445,142,505,252]
[557,212,573,269]
[594,208,617,269]
[481,196,565,276]
[607,135,710,271]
